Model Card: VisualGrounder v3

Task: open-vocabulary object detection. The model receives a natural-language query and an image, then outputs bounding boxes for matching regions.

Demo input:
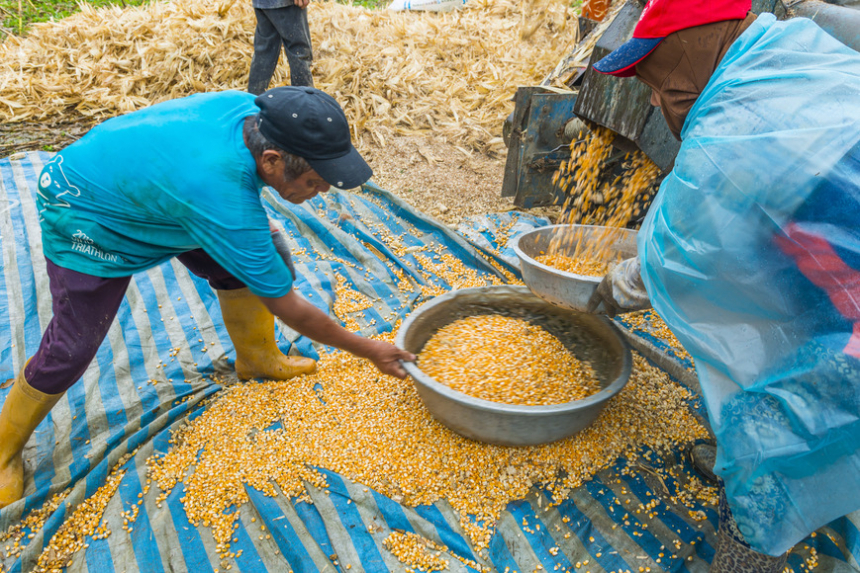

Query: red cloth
[776,223,860,359]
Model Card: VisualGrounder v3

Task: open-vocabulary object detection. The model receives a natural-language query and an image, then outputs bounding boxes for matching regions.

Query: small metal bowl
[513,224,638,313]
[396,286,632,446]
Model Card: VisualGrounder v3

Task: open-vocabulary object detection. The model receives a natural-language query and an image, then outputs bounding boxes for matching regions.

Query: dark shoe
[690,443,718,483]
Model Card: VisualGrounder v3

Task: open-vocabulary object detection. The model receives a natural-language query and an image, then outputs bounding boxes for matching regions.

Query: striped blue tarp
[0,151,857,573]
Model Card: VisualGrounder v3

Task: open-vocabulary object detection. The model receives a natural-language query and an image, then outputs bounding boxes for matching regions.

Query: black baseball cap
[255,86,373,190]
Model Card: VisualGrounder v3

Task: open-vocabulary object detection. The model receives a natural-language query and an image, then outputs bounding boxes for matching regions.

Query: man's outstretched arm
[261,290,416,378]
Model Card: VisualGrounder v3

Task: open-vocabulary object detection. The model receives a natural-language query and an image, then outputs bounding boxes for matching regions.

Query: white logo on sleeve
[36,155,83,221]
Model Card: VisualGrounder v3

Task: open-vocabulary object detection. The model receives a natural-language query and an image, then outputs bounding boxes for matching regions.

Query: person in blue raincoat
[586,0,860,569]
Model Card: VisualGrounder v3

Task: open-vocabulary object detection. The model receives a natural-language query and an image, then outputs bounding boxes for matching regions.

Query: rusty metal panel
[501,86,543,198]
[573,3,650,143]
[501,87,580,208]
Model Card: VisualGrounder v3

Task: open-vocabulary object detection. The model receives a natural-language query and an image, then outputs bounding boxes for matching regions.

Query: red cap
[593,0,751,77]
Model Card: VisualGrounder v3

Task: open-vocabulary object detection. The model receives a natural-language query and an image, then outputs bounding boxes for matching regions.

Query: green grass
[0,0,386,38]
[350,0,388,8]
[0,0,148,36]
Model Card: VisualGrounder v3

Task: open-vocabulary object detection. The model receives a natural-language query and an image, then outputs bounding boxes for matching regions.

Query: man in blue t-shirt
[0,86,416,510]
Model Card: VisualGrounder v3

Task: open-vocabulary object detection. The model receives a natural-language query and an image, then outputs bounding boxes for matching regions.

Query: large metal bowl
[395,286,632,446]
[513,224,638,313]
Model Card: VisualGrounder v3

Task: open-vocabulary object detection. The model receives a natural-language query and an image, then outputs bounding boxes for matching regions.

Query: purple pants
[24,250,245,395]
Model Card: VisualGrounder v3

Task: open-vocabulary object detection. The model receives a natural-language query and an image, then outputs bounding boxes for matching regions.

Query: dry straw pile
[0,0,578,154]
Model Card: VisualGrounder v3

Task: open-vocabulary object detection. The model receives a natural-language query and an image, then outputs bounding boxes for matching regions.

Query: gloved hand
[271,230,297,281]
[586,257,651,318]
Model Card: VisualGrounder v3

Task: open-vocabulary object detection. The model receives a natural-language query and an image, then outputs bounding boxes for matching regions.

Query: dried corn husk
[0,0,580,154]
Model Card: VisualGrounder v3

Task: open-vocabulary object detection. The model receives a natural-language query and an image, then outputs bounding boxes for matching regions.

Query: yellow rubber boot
[0,367,64,509]
[217,287,317,380]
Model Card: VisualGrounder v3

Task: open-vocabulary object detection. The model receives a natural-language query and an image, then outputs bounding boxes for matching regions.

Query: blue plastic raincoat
[639,14,860,555]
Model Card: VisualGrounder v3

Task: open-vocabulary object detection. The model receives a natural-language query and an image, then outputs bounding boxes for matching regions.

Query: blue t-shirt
[37,91,293,298]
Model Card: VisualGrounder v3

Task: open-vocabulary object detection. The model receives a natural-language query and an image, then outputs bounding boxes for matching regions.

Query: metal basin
[513,224,638,313]
[395,286,632,446]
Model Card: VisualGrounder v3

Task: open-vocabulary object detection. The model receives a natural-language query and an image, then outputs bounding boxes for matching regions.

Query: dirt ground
[363,134,513,225]
[0,119,94,156]
[1,122,560,225]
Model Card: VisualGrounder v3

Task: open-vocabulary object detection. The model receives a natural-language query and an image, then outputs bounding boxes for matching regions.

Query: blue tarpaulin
[1,151,857,572]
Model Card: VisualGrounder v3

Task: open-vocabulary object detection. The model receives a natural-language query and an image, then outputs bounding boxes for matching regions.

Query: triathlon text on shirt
[71,230,120,263]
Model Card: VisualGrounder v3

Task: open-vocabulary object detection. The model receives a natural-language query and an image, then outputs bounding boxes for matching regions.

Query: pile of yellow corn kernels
[143,340,708,562]
[419,314,601,405]
[535,253,611,277]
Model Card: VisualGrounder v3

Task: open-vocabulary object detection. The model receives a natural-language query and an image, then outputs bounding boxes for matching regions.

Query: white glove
[587,257,651,317]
